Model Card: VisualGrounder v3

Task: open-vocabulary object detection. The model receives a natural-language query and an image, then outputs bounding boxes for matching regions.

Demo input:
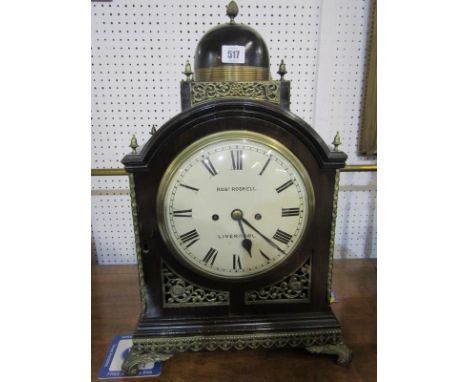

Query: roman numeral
[230,150,243,170]
[259,250,271,261]
[282,207,300,217]
[203,247,218,266]
[272,229,293,245]
[276,179,294,194]
[259,155,271,176]
[172,209,192,218]
[201,156,217,176]
[233,254,242,270]
[179,184,199,192]
[179,229,200,248]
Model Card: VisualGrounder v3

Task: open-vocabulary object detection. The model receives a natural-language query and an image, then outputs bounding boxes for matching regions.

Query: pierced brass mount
[190,81,280,105]
[121,329,351,375]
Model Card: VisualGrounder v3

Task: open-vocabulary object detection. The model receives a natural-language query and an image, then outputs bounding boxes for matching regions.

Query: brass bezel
[156,130,316,282]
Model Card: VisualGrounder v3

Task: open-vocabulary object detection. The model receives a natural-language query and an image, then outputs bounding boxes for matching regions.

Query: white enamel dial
[157,131,314,280]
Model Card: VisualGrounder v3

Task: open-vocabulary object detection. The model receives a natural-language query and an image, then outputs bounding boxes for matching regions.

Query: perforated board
[92,0,376,264]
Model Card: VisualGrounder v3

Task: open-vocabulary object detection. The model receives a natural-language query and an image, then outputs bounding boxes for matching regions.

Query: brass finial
[277,59,287,80]
[130,134,139,154]
[150,124,157,135]
[226,1,239,24]
[332,131,342,151]
[182,60,193,81]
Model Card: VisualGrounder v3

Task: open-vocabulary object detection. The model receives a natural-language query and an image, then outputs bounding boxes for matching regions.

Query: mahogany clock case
[122,99,346,321]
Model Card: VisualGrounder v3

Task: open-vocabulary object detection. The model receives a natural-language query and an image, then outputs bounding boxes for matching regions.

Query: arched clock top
[122,100,347,171]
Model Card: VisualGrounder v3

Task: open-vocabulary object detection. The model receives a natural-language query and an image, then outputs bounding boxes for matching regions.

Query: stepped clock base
[121,327,351,375]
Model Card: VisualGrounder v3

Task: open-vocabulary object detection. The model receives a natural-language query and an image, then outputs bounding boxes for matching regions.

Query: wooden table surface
[92,259,376,382]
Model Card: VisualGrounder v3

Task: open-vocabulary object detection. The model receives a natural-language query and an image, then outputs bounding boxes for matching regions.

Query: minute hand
[240,217,287,255]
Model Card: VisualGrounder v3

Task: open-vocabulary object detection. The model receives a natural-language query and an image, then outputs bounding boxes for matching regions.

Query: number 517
[228,50,239,59]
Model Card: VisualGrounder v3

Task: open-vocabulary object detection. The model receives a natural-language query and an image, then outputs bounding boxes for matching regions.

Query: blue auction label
[98,335,162,379]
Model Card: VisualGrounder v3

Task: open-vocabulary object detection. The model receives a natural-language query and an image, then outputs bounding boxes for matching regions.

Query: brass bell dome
[194,1,271,82]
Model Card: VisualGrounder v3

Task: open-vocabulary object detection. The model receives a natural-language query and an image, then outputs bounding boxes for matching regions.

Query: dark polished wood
[91,259,376,382]
[122,100,347,331]
[122,99,347,171]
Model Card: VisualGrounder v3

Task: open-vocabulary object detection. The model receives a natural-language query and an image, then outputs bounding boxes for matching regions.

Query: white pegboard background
[92,0,376,264]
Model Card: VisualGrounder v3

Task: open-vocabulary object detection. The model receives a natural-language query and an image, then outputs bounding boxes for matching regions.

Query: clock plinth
[122,312,351,374]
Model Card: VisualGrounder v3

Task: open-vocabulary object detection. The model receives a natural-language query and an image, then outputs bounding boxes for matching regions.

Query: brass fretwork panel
[190,81,280,105]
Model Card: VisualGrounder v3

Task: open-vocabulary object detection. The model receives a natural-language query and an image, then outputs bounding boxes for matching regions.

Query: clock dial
[157,131,315,280]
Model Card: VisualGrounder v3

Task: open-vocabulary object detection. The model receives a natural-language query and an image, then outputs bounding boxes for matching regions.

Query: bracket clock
[121,2,351,375]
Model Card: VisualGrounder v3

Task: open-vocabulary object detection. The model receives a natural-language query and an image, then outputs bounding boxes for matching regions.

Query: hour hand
[231,209,252,257]
[237,220,252,257]
[241,238,252,257]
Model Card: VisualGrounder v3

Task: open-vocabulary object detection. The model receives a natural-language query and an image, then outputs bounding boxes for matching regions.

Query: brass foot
[121,348,173,376]
[306,343,352,365]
